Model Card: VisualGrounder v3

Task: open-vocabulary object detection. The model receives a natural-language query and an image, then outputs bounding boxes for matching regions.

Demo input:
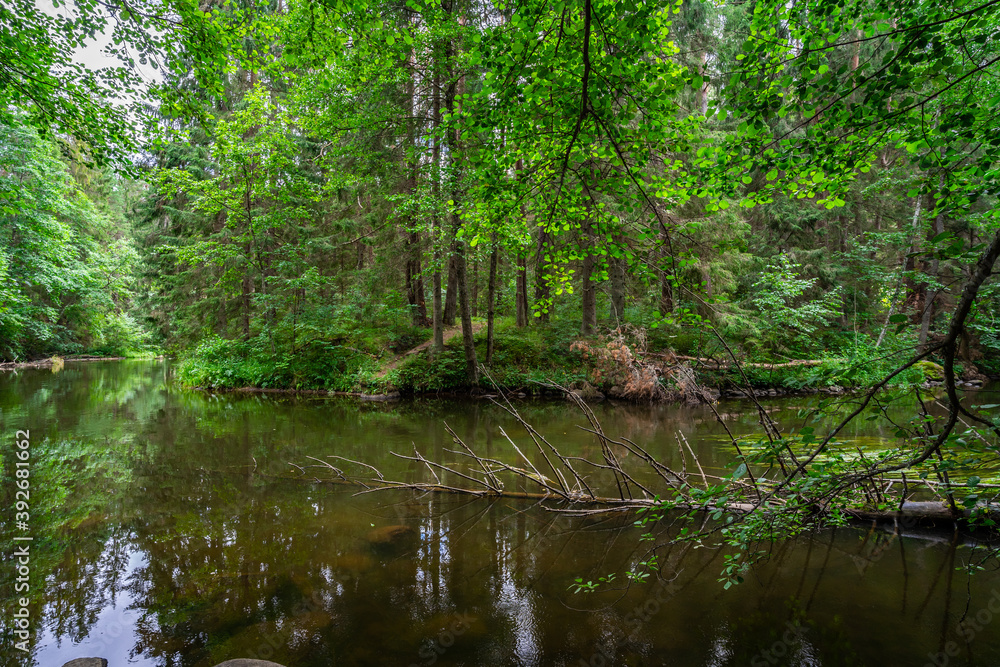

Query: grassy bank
[174,319,970,398]
[176,318,589,395]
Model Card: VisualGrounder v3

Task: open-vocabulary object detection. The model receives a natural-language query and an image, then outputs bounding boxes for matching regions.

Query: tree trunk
[515,250,529,327]
[456,238,478,383]
[535,227,551,323]
[433,267,444,351]
[659,230,675,316]
[444,253,458,326]
[904,194,924,324]
[431,66,444,354]
[696,51,709,115]
[919,187,946,351]
[241,266,251,341]
[486,238,498,364]
[472,254,479,317]
[404,43,427,328]
[406,232,428,327]
[581,225,597,335]
[447,7,476,383]
[609,254,626,325]
[513,157,530,328]
[660,275,674,316]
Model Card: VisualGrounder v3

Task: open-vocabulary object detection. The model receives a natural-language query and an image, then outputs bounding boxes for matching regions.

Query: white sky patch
[35,0,163,95]
[33,0,170,154]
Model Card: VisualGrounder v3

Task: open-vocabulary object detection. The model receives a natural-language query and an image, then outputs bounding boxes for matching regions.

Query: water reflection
[0,361,998,666]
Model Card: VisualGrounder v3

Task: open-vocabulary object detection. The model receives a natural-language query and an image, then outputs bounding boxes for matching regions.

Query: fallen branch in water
[283,234,1000,586]
[285,385,998,528]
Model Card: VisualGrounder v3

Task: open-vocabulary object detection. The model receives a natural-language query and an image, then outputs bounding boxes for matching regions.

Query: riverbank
[169,319,992,401]
[0,354,164,370]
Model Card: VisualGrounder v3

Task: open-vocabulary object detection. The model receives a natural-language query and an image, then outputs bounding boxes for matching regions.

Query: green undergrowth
[175,335,378,391]
[175,320,973,396]
[176,317,593,394]
[389,318,589,394]
[697,335,933,390]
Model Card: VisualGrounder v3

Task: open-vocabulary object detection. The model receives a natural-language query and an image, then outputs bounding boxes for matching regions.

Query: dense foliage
[3,0,1000,604]
[1,0,998,390]
[0,119,149,359]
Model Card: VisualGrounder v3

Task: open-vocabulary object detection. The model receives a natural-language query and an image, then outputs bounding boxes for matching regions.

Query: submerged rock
[332,550,374,575]
[62,660,108,667]
[213,661,289,667]
[367,525,417,553]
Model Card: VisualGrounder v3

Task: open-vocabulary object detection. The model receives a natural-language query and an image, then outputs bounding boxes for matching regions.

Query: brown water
[1,360,1000,666]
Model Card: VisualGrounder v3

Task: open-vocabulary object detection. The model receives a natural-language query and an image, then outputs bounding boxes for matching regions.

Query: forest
[6,4,1000,661]
[3,0,998,400]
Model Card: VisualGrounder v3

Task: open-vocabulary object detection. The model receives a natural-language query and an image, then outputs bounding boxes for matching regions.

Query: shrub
[176,335,376,391]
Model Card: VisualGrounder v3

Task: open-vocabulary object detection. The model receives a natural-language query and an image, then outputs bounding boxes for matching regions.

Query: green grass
[176,319,950,397]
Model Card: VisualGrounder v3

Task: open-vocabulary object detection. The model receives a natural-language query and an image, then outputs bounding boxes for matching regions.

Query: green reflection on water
[1,361,999,666]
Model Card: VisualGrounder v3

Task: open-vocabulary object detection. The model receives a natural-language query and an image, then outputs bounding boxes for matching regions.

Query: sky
[36,0,162,88]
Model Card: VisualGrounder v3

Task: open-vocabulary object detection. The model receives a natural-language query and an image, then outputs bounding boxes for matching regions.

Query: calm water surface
[1,360,999,666]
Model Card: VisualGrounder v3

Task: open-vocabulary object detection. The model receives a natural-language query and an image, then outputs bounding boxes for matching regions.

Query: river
[1,360,999,666]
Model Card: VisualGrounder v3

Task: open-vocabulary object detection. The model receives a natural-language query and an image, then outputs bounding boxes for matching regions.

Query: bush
[176,335,377,391]
[394,347,469,392]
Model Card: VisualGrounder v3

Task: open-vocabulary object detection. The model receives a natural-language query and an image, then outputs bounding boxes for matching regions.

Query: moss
[914,360,945,382]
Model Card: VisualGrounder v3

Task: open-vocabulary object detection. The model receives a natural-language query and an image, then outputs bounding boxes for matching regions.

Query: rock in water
[62,660,108,667]
[213,661,289,667]
[367,525,417,553]
[567,380,605,401]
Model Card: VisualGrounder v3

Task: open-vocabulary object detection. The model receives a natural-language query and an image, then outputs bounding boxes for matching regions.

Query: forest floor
[375,322,484,379]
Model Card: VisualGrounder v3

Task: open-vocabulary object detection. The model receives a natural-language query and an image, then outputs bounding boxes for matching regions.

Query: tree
[0,117,147,359]
[157,84,325,347]
[0,0,244,166]
[652,0,1000,585]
